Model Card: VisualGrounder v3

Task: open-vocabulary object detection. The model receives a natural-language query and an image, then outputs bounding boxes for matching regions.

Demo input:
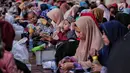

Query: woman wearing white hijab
[64,5,80,19]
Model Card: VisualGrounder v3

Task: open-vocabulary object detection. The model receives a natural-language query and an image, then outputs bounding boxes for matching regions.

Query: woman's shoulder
[0,50,13,67]
[3,51,13,60]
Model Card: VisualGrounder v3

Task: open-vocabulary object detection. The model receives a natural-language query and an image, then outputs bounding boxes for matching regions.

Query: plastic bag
[42,60,57,70]
[12,24,24,40]
[11,38,29,63]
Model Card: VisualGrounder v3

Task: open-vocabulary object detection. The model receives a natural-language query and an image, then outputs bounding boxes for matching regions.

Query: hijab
[107,31,130,73]
[80,1,88,8]
[0,20,15,51]
[80,12,99,28]
[99,20,128,66]
[98,4,110,21]
[60,3,70,14]
[100,20,128,46]
[129,5,130,8]
[40,4,48,11]
[47,8,64,27]
[92,8,104,23]
[115,13,130,27]
[123,8,130,15]
[74,16,104,68]
[64,5,79,19]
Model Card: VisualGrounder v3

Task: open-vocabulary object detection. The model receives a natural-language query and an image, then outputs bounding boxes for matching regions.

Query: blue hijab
[40,4,48,11]
[100,20,128,45]
[99,20,128,66]
[80,1,88,8]
[123,8,130,15]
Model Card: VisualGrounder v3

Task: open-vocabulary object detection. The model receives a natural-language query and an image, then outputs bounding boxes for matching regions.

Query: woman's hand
[59,57,71,67]
[61,62,74,70]
[92,63,102,72]
[59,58,66,66]
[40,35,53,41]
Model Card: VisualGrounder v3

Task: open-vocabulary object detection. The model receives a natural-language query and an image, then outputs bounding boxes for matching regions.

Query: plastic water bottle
[29,38,33,51]
[92,56,100,73]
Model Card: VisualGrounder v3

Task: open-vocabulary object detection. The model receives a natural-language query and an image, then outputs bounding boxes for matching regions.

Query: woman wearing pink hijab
[60,3,71,14]
[59,16,104,72]
[47,8,64,28]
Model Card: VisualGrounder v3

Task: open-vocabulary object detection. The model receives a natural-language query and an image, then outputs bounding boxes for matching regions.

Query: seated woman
[92,20,128,73]
[115,12,130,29]
[58,16,104,72]
[0,20,20,73]
[0,20,31,73]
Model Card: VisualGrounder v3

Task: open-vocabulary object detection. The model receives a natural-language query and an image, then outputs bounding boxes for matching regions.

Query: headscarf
[0,20,15,51]
[74,16,104,68]
[129,5,130,8]
[64,5,79,19]
[60,3,70,14]
[98,4,110,21]
[123,8,130,15]
[47,8,64,27]
[40,4,48,11]
[107,31,130,73]
[100,20,128,46]
[81,9,91,14]
[112,3,118,8]
[115,13,130,27]
[40,9,50,19]
[49,6,58,10]
[99,20,128,66]
[80,12,99,28]
[66,16,75,23]
[92,8,104,23]
[80,1,88,8]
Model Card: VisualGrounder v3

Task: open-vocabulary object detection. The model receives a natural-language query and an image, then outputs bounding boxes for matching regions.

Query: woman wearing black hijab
[115,13,130,27]
[107,31,130,73]
[92,20,128,73]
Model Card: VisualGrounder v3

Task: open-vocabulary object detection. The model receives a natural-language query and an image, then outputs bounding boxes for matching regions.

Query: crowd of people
[0,0,130,73]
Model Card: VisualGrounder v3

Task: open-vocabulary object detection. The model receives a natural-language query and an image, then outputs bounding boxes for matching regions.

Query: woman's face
[28,12,37,24]
[102,31,110,45]
[63,20,70,31]
[110,7,116,15]
[75,30,85,40]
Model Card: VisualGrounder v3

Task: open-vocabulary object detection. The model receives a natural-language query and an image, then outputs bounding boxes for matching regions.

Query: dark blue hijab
[40,4,48,11]
[100,20,128,45]
[99,20,128,66]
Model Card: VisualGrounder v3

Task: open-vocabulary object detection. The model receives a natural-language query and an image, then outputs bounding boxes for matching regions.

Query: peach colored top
[0,50,17,73]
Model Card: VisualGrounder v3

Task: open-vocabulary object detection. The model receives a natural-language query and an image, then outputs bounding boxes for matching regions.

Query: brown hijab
[64,5,79,19]
[60,3,70,14]
[47,8,64,27]
[74,16,104,68]
[92,8,104,23]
